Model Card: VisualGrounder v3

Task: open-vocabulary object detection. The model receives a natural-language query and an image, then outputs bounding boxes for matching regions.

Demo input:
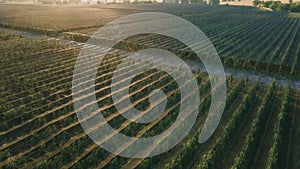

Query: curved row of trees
[198,85,258,169]
[266,86,291,169]
[231,83,275,169]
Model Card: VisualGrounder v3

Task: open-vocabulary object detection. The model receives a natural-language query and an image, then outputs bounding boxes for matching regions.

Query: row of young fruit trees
[1,6,299,77]
[0,31,298,169]
[0,6,299,169]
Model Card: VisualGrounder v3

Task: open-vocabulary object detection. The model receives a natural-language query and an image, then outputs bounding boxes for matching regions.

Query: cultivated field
[0,3,299,169]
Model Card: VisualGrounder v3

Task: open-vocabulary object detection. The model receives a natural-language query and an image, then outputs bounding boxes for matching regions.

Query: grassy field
[0,3,299,169]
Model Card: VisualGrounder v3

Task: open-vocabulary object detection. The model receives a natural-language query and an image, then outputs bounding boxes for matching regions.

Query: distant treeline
[254,0,300,12]
[131,0,220,5]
